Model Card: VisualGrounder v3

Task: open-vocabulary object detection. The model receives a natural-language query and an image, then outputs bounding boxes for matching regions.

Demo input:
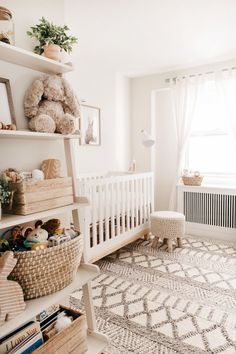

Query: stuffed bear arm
[24,77,45,118]
[62,78,81,118]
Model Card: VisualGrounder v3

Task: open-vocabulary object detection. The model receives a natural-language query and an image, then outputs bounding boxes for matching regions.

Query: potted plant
[0,176,11,220]
[27,17,78,61]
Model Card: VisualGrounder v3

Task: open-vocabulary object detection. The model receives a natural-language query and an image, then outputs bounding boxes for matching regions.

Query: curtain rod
[165,66,236,83]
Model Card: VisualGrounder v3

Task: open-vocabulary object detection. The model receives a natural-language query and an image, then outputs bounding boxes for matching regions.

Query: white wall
[0,0,131,176]
[131,58,236,210]
[0,0,66,174]
[64,0,131,173]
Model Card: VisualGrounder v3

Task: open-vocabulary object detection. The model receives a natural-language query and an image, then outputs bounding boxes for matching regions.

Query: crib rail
[78,172,154,262]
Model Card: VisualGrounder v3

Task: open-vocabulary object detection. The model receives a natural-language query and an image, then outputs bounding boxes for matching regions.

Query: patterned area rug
[70,236,236,353]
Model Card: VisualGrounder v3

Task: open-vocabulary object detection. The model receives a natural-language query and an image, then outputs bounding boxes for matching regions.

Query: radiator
[177,185,236,240]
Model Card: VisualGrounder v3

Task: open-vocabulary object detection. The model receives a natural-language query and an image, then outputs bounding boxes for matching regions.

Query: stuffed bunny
[24,75,81,135]
[0,251,25,325]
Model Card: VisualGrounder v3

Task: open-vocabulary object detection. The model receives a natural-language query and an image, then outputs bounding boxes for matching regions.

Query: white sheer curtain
[169,76,202,210]
[216,69,236,145]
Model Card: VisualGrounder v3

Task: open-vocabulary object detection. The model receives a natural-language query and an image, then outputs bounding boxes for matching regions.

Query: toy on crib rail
[0,251,26,325]
[23,220,48,250]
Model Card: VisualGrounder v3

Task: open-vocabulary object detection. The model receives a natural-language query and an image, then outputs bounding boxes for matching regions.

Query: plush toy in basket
[0,218,83,300]
[181,170,203,186]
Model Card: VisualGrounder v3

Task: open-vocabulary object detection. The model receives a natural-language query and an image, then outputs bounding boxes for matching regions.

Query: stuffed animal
[41,219,61,236]
[24,75,81,135]
[24,221,48,250]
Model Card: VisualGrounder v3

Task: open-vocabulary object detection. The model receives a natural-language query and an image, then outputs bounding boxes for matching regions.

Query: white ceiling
[66,0,236,77]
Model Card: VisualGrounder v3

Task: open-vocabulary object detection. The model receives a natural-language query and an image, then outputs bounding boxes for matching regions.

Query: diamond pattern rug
[70,236,236,353]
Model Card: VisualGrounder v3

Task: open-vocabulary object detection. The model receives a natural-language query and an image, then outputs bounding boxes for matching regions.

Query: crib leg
[167,239,173,253]
[152,236,159,248]
[177,237,182,248]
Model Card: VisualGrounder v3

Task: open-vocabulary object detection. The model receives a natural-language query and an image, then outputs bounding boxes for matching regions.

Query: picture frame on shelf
[0,77,16,126]
[80,104,101,146]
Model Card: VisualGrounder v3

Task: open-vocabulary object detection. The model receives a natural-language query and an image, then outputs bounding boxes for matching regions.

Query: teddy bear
[24,74,81,135]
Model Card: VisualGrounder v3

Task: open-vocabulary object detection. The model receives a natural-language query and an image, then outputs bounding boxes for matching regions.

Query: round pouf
[151,211,185,252]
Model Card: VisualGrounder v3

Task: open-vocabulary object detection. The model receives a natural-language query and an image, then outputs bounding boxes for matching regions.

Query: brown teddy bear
[24,75,81,135]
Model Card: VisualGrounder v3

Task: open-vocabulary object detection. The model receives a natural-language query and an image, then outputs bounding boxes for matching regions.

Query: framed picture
[80,104,101,145]
[0,77,16,126]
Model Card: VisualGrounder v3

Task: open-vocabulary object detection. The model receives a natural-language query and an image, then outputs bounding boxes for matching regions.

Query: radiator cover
[183,191,236,229]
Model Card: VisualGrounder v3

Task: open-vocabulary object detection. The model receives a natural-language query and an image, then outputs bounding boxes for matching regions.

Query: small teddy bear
[24,75,81,135]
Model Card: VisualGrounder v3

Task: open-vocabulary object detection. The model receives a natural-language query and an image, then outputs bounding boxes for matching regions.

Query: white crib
[77,172,154,262]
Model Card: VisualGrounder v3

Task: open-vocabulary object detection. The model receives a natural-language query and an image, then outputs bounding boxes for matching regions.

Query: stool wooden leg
[177,237,182,248]
[152,236,160,248]
[167,239,173,253]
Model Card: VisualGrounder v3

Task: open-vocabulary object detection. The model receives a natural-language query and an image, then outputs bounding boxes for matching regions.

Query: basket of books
[9,234,83,300]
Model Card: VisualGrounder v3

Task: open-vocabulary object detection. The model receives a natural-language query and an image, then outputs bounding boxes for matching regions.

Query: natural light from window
[185,80,236,176]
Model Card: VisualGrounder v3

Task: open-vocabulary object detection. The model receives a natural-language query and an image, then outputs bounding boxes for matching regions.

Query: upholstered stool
[151,211,185,252]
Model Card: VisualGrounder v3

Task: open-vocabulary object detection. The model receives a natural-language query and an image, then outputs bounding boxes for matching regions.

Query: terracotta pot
[43,44,61,61]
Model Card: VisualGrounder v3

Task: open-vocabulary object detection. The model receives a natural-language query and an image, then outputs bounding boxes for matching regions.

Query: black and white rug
[71,236,236,353]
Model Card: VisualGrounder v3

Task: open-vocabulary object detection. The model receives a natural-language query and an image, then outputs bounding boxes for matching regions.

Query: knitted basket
[8,235,83,300]
[182,176,203,186]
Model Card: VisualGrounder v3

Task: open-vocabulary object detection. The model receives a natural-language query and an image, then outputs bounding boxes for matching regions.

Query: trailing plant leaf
[27,17,78,54]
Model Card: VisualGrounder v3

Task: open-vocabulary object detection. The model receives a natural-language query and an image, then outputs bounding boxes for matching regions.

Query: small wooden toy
[0,251,26,325]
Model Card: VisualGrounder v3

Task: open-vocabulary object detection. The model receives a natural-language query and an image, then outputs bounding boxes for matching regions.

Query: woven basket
[182,176,203,186]
[8,235,83,300]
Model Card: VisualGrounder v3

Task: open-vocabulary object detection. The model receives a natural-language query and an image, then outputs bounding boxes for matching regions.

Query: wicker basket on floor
[8,235,83,300]
[182,176,203,186]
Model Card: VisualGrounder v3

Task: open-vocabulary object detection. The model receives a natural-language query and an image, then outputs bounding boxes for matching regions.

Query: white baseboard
[185,222,236,243]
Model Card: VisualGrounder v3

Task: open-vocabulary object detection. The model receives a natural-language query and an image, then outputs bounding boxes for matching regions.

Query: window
[185,80,236,176]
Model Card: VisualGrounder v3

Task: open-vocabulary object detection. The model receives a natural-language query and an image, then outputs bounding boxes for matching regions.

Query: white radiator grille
[183,192,236,229]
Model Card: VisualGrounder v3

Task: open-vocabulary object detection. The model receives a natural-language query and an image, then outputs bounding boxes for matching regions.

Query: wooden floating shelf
[0,203,80,229]
[0,130,80,140]
[0,264,100,339]
[0,42,73,74]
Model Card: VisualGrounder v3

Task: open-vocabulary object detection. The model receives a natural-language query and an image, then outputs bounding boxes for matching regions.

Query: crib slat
[147,176,151,220]
[105,182,110,241]
[111,182,115,238]
[135,178,139,227]
[143,175,147,223]
[122,180,126,233]
[140,177,143,225]
[116,181,121,236]
[126,180,130,231]
[131,179,135,229]
[98,183,103,245]
[91,184,97,247]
